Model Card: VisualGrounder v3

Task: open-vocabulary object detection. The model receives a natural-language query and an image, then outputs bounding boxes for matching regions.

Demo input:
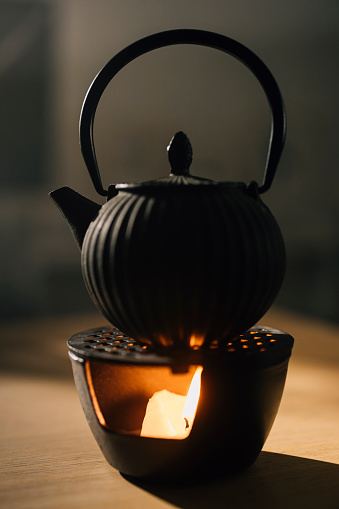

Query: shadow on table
[124,451,339,509]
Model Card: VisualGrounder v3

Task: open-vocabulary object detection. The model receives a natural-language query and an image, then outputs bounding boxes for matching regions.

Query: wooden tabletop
[1,307,338,508]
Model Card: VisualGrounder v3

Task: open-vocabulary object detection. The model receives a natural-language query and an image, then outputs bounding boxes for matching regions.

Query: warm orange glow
[140,366,203,439]
[85,361,107,427]
[189,334,204,348]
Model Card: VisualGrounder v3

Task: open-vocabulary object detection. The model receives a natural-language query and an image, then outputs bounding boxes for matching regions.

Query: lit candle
[140,366,203,439]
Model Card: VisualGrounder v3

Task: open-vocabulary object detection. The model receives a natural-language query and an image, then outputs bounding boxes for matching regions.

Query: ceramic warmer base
[68,325,293,482]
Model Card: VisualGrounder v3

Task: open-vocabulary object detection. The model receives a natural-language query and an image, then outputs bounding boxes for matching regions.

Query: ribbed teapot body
[81,185,285,348]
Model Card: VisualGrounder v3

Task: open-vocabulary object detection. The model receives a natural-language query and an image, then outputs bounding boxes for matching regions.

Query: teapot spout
[50,186,101,249]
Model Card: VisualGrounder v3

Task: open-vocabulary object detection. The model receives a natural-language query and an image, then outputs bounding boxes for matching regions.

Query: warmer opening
[85,360,203,439]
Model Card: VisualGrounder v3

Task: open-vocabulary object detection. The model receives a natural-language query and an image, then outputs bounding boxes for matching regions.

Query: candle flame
[181,366,203,428]
[140,366,203,439]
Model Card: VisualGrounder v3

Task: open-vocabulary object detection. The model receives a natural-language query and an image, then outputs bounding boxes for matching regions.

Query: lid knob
[167,131,193,176]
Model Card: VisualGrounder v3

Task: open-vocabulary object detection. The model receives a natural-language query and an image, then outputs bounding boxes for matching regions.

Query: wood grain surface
[1,307,338,508]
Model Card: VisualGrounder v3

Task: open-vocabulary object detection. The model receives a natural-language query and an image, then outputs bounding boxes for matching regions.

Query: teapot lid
[115,131,246,193]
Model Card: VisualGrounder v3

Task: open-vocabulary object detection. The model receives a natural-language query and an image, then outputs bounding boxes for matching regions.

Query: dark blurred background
[1,0,338,324]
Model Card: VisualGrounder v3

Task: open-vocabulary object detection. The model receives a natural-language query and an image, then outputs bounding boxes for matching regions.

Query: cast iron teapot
[50,29,286,350]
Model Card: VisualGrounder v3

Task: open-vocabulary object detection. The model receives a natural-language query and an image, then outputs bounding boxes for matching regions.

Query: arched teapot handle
[80,29,286,197]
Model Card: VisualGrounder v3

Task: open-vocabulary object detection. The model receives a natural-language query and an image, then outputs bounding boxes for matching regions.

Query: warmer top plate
[67,324,294,369]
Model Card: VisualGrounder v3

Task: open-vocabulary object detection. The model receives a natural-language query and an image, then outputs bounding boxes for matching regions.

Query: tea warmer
[51,29,293,482]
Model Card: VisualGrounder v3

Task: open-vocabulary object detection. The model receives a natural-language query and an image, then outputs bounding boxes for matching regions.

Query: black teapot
[51,29,286,350]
